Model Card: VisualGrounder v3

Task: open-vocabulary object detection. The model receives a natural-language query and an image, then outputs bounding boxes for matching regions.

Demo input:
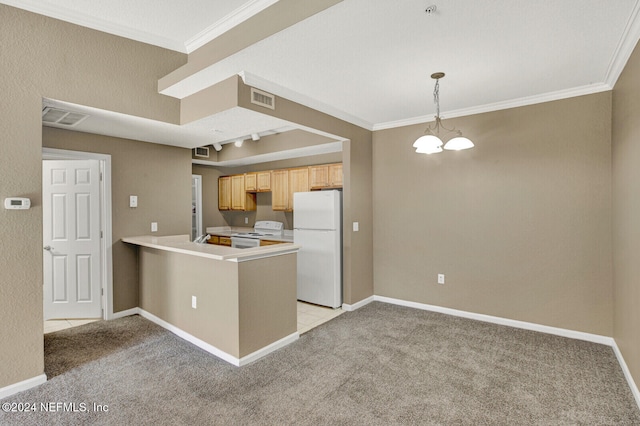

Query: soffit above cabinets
[41,99,301,149]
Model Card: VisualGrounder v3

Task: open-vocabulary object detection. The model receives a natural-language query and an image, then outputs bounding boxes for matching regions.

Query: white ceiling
[5,0,640,153]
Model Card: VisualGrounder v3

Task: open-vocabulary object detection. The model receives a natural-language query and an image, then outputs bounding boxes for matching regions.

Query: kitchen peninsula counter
[122,234,297,260]
[123,234,299,366]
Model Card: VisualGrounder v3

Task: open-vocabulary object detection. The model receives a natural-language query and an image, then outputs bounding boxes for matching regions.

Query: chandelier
[413,72,474,154]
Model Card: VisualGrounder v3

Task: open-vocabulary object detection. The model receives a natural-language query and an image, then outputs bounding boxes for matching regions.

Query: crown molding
[239,72,374,131]
[1,0,186,52]
[184,0,279,53]
[604,0,640,87]
[372,82,612,131]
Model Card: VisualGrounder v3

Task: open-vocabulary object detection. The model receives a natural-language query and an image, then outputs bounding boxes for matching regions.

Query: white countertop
[205,226,294,243]
[122,234,299,262]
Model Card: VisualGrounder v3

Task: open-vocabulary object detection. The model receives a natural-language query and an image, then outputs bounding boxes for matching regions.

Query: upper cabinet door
[328,163,343,187]
[309,165,329,189]
[245,173,257,192]
[271,170,289,211]
[218,176,231,210]
[257,171,271,192]
[288,168,309,211]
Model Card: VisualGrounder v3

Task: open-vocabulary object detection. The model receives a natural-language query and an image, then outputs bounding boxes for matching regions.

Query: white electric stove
[231,221,284,249]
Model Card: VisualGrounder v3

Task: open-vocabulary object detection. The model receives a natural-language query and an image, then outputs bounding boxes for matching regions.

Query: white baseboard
[138,308,298,366]
[374,295,613,345]
[611,340,640,410]
[0,374,47,400]
[238,332,299,366]
[110,307,140,320]
[342,295,374,311]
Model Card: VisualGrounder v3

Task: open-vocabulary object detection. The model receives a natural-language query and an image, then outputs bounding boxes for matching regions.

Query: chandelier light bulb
[444,136,474,151]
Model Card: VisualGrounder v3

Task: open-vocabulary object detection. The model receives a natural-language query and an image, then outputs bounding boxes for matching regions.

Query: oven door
[231,236,261,249]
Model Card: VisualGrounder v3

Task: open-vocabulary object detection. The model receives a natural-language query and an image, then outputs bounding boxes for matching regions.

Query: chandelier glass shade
[413,73,474,154]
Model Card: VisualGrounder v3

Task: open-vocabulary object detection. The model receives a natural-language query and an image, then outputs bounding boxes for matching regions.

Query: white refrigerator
[293,190,342,308]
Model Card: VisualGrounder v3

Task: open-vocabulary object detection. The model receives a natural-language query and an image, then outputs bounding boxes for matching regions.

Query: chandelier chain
[433,78,440,119]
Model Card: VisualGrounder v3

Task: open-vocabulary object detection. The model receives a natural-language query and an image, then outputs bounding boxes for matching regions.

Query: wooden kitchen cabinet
[288,167,309,211]
[219,175,256,211]
[256,171,271,191]
[309,165,329,189]
[328,163,343,187]
[309,163,343,189]
[260,239,283,246]
[271,169,288,211]
[206,235,220,245]
[231,175,256,211]
[245,173,257,191]
[245,171,270,192]
[218,176,231,210]
[218,236,232,246]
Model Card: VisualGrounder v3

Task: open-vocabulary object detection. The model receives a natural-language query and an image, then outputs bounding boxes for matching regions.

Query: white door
[43,160,102,320]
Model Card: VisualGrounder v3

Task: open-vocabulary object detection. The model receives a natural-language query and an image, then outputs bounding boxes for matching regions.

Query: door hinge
[100,231,103,238]
[101,288,104,296]
[100,172,103,181]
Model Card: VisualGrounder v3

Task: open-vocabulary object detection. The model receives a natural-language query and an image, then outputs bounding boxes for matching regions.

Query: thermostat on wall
[4,197,31,210]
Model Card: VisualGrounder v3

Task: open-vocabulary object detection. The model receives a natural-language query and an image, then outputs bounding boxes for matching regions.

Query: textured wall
[612,41,640,389]
[0,4,185,389]
[43,128,192,312]
[373,92,613,335]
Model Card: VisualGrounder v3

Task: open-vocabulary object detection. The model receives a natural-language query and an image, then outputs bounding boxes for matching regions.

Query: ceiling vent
[42,107,89,127]
[194,146,210,158]
[250,88,275,110]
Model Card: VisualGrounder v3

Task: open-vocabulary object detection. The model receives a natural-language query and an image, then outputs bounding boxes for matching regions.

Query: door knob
[43,245,53,251]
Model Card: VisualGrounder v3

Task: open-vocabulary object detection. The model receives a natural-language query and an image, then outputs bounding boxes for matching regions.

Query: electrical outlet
[245,217,248,224]
[129,195,137,208]
[438,274,445,285]
[192,296,197,309]
[151,222,158,232]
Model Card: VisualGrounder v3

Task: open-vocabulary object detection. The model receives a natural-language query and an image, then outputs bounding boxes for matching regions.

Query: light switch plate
[129,195,137,208]
[353,222,359,232]
[151,222,158,232]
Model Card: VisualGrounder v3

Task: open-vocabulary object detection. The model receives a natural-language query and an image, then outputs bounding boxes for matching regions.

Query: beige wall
[43,128,192,311]
[0,4,186,388]
[373,92,613,336]
[612,42,640,388]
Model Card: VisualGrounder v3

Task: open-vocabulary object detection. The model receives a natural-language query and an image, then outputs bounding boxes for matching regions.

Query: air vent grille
[194,146,210,158]
[42,107,89,127]
[250,88,275,110]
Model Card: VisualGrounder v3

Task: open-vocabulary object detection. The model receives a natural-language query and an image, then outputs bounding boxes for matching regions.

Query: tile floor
[44,302,343,335]
[44,318,99,334]
[296,301,343,334]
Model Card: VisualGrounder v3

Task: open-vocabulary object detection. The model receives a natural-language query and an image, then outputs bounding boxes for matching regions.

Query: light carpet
[1,302,639,425]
